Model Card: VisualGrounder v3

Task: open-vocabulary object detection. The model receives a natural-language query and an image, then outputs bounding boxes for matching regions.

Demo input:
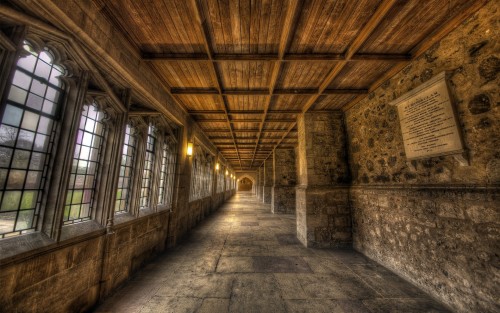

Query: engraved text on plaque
[390,72,464,160]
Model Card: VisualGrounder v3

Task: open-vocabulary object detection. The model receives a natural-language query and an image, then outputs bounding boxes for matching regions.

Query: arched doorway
[237,177,253,191]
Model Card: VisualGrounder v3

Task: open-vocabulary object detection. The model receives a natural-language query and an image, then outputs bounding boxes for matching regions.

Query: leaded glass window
[140,124,155,208]
[0,41,65,238]
[189,148,202,201]
[203,156,213,197]
[158,140,177,207]
[115,124,136,213]
[63,101,105,224]
[216,165,225,193]
[189,147,214,201]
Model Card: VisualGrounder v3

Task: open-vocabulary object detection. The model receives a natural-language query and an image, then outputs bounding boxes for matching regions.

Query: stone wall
[257,167,264,200]
[296,112,352,248]
[263,159,273,204]
[345,2,499,312]
[272,149,297,214]
[0,211,171,312]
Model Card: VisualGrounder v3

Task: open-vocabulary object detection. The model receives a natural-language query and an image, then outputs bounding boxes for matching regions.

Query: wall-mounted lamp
[187,142,193,156]
[225,169,229,176]
[215,163,219,170]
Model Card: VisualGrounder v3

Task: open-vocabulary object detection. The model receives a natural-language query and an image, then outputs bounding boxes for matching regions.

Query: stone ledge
[0,221,105,266]
[350,183,500,191]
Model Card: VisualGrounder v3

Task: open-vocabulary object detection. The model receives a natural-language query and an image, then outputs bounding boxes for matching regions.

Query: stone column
[272,149,297,214]
[296,111,351,248]
[263,158,273,204]
[257,166,264,200]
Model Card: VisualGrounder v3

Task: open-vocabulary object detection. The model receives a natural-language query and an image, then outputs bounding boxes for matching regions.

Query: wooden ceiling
[101,0,485,170]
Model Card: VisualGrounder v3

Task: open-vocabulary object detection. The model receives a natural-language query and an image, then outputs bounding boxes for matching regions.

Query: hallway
[93,192,449,313]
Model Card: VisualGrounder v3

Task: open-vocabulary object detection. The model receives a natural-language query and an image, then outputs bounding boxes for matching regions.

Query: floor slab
[92,192,450,313]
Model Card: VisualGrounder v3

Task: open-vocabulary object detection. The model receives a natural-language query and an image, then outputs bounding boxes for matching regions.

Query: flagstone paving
[93,192,450,313]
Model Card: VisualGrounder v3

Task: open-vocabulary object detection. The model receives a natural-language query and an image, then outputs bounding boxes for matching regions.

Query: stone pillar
[257,166,264,200]
[296,111,351,248]
[263,158,273,204]
[272,149,297,214]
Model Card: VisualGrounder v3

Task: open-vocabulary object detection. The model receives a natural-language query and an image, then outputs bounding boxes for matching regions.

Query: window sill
[0,220,105,266]
[157,204,173,212]
[60,220,104,242]
[138,207,155,217]
[113,211,136,225]
[0,232,54,265]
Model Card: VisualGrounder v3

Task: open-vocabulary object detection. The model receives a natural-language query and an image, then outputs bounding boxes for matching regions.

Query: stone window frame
[0,26,129,255]
[0,39,67,238]
[63,98,108,225]
[122,115,179,218]
[139,123,157,209]
[189,141,215,202]
[114,123,137,214]
[157,134,178,210]
[216,162,226,193]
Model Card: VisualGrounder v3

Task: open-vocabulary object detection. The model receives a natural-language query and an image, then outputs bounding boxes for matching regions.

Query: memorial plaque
[390,72,465,160]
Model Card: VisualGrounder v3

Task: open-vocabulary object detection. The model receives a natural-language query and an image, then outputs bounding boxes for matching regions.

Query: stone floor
[93,192,450,313]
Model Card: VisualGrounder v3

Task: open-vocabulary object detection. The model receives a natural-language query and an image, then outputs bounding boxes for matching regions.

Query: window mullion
[92,112,125,226]
[150,132,164,211]
[41,71,90,241]
[130,126,147,217]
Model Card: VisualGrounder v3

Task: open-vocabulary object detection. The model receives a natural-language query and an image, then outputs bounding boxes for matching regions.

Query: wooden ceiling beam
[257,0,399,168]
[197,118,296,123]
[250,0,303,170]
[173,88,366,95]
[143,52,409,62]
[204,129,295,133]
[351,53,411,61]
[188,109,302,115]
[209,136,290,140]
[190,0,242,168]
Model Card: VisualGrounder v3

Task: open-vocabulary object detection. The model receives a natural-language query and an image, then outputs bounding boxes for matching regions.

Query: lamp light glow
[215,163,219,170]
[187,142,193,156]
[225,170,229,176]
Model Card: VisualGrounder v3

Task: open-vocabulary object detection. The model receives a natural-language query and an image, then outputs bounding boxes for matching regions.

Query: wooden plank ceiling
[102,0,485,170]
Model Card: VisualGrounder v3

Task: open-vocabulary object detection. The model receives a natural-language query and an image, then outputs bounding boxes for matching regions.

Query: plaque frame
[390,71,469,166]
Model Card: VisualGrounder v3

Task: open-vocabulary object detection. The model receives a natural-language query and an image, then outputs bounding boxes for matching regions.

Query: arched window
[115,124,136,213]
[189,146,214,201]
[204,155,213,197]
[0,41,65,237]
[63,100,105,224]
[158,138,177,208]
[140,124,156,209]
[216,164,225,193]
[189,148,201,201]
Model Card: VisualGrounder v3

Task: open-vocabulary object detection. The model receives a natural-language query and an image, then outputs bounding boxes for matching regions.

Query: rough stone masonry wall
[257,167,264,200]
[263,159,273,204]
[272,149,297,214]
[345,2,499,312]
[296,112,351,248]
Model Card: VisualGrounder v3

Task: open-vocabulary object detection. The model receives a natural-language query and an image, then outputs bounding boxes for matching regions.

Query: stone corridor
[93,192,450,313]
